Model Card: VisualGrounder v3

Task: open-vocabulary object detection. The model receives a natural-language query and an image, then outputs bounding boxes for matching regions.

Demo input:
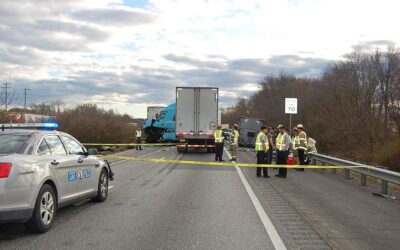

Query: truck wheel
[92,168,108,202]
[25,184,57,233]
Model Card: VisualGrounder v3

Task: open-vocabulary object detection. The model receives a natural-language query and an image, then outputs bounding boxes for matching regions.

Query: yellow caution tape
[100,155,371,169]
[83,143,178,146]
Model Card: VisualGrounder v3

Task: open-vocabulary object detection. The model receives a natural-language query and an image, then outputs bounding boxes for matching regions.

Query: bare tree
[0,83,19,112]
[222,47,400,171]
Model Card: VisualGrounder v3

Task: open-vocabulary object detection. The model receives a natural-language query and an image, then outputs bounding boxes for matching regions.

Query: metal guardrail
[308,153,400,194]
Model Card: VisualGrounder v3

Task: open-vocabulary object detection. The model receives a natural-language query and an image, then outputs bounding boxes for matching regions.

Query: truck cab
[144,103,177,142]
[238,117,267,147]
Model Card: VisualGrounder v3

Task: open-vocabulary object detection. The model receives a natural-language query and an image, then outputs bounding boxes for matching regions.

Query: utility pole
[2,82,11,111]
[23,88,30,111]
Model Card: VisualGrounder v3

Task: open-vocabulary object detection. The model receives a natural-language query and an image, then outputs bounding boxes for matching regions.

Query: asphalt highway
[0,146,399,250]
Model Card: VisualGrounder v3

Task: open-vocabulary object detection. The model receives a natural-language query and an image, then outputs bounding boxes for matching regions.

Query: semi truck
[143,103,177,142]
[238,116,267,147]
[176,87,219,153]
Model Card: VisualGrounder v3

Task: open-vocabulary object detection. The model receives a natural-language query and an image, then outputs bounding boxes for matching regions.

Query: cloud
[0,22,109,52]
[352,40,396,51]
[228,56,334,77]
[0,47,47,65]
[71,7,157,26]
[0,0,111,52]
[163,54,224,69]
[1,0,400,118]
[35,19,109,41]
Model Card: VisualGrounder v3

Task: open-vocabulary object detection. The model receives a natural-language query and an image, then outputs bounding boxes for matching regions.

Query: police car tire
[25,184,57,233]
[93,168,108,202]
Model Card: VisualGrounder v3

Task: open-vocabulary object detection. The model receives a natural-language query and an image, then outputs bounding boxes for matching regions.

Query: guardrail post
[381,180,388,194]
[320,162,325,174]
[312,159,317,165]
[361,174,367,186]
[344,168,350,179]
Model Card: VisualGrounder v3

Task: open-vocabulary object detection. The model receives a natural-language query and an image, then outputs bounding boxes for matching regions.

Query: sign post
[285,98,298,136]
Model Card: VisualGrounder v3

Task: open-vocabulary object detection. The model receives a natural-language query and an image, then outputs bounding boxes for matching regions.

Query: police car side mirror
[87,148,97,155]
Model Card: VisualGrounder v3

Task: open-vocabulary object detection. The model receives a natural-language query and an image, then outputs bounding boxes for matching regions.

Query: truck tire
[92,168,109,202]
[25,184,57,233]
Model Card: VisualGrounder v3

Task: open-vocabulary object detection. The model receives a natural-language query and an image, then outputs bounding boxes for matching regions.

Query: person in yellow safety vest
[214,125,224,162]
[275,124,292,178]
[296,124,308,171]
[135,129,143,150]
[291,127,299,158]
[229,124,240,161]
[255,125,270,178]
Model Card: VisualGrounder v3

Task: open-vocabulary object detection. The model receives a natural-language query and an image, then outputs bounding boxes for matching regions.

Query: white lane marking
[109,147,173,165]
[224,148,287,250]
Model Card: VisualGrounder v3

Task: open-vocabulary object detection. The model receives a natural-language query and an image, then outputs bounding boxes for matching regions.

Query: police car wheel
[93,168,108,202]
[25,184,57,233]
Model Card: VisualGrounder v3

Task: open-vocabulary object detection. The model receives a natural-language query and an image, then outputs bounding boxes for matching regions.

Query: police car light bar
[43,122,59,128]
[1,123,59,131]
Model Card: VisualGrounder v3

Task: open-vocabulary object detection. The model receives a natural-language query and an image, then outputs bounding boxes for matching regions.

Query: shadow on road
[0,198,94,240]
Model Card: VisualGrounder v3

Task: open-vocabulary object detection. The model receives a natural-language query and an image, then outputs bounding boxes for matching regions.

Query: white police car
[0,123,113,233]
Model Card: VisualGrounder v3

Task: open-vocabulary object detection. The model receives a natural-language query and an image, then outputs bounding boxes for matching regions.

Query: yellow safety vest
[214,129,224,143]
[232,130,239,145]
[298,131,308,150]
[255,132,269,152]
[292,135,300,149]
[276,133,287,151]
[136,130,142,137]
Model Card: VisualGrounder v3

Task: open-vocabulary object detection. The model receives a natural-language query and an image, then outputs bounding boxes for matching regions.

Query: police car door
[40,135,80,203]
[60,136,98,197]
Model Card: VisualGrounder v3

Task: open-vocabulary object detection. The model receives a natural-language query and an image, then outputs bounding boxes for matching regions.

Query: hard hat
[297,124,304,129]
[277,124,284,129]
[217,125,222,129]
[233,124,239,129]
[293,127,298,131]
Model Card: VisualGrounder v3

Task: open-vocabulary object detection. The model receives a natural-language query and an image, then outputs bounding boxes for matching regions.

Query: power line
[2,82,11,111]
[23,88,30,110]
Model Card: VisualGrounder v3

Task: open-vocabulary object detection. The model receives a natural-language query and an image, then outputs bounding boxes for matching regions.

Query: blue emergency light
[43,122,59,129]
[0,122,59,131]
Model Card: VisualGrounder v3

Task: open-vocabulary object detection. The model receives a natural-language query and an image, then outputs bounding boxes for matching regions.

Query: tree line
[0,102,137,144]
[222,47,400,172]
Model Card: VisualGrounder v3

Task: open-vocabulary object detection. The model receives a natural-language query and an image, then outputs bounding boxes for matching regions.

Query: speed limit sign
[285,98,298,114]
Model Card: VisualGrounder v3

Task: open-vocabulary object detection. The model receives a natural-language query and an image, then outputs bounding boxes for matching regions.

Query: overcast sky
[0,0,399,118]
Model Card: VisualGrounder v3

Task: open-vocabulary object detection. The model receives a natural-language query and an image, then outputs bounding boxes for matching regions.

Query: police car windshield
[0,134,30,154]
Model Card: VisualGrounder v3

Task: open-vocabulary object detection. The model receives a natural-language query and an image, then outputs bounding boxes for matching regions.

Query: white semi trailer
[176,87,219,153]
